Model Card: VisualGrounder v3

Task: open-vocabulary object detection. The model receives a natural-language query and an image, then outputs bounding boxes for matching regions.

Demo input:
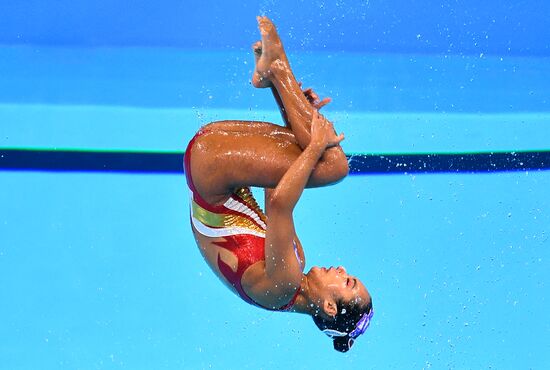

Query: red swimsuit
[184,131,301,311]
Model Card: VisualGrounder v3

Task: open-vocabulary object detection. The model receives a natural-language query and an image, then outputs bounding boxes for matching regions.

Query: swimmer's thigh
[189,129,301,204]
[189,123,347,205]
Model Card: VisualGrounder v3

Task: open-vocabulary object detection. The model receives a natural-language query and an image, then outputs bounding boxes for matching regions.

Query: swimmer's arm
[264,191,305,267]
[264,140,325,284]
[267,114,343,214]
[271,84,347,177]
[268,137,325,215]
[264,115,342,280]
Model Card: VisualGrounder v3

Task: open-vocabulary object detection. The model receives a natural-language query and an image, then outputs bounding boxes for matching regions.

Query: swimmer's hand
[310,113,344,149]
[299,83,332,110]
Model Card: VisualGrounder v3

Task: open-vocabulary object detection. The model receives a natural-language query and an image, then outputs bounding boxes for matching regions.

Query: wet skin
[188,16,369,315]
[306,266,371,308]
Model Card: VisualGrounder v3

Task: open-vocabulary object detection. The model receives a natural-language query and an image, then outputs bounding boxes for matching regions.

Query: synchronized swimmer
[184,16,373,352]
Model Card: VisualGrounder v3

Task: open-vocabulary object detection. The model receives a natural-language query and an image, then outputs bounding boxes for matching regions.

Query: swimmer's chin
[305,266,325,277]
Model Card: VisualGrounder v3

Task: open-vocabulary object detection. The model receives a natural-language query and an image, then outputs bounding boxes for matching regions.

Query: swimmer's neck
[288,274,323,316]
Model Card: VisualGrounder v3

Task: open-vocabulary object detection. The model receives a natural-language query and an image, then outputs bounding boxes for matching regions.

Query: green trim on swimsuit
[191,200,225,227]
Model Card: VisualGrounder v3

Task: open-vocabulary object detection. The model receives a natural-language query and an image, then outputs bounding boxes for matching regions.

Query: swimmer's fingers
[311,114,344,149]
[326,132,345,148]
[303,87,332,110]
[323,119,345,147]
[314,97,332,110]
[303,87,317,103]
[310,112,328,145]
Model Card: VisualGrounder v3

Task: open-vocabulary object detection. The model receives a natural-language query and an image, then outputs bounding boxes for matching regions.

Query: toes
[257,15,273,32]
[257,16,266,29]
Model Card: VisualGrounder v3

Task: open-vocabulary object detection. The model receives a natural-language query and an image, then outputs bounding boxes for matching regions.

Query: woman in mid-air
[184,16,373,352]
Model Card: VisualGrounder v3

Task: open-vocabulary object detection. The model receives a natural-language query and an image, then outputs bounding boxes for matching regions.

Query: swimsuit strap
[276,286,301,311]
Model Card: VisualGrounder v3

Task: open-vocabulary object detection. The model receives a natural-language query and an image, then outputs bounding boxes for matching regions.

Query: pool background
[1,1,549,369]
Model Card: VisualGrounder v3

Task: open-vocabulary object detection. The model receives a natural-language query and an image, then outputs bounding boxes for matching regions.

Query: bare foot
[251,41,272,88]
[251,16,289,88]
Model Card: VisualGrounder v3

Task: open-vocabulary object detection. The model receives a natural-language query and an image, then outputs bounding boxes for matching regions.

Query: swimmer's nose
[337,266,346,274]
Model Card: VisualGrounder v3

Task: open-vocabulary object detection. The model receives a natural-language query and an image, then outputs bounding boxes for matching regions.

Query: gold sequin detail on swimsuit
[234,187,267,224]
[191,187,267,235]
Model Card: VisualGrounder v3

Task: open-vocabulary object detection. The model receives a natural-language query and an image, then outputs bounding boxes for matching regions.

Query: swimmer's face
[307,266,370,309]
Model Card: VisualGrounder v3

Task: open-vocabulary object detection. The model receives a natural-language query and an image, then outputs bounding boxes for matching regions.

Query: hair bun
[333,336,352,353]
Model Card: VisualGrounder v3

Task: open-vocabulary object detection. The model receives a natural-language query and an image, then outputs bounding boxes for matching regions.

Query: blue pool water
[1,2,549,369]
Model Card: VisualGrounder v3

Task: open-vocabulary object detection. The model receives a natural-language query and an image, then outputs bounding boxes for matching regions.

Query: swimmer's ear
[323,299,338,318]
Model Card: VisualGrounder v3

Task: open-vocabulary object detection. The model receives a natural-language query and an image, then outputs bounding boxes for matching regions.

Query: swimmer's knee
[309,159,348,187]
[326,159,349,184]
[334,159,349,181]
[322,150,349,183]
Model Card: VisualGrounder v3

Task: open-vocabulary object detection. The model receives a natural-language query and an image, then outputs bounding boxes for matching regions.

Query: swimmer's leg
[200,120,295,142]
[188,122,347,205]
[252,40,302,129]
[251,18,313,147]
[252,17,348,181]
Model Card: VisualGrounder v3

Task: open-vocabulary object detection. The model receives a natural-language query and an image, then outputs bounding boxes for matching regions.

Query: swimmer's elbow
[267,190,294,214]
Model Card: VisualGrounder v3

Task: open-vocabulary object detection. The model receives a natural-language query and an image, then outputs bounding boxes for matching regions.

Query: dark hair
[312,297,373,352]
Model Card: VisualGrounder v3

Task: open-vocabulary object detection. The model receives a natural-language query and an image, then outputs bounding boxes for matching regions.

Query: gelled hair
[312,297,373,352]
